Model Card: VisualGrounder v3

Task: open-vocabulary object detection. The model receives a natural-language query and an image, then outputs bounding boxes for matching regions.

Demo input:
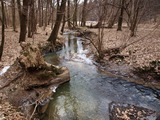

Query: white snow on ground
[0,66,10,76]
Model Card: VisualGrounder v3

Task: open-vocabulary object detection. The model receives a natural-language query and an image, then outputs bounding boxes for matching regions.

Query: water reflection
[43,33,160,120]
[60,35,81,59]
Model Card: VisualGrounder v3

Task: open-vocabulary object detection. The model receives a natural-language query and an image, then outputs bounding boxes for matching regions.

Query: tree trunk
[67,0,71,28]
[73,0,78,27]
[130,0,140,37]
[28,0,35,38]
[17,0,29,43]
[107,8,119,28]
[61,13,66,34]
[117,0,125,31]
[28,2,32,37]
[17,0,21,25]
[0,0,5,61]
[94,0,108,28]
[3,2,8,28]
[107,0,120,29]
[47,0,53,25]
[11,0,17,31]
[94,17,103,28]
[48,0,67,45]
[41,0,44,27]
[44,0,49,30]
[81,0,88,27]
[38,0,42,27]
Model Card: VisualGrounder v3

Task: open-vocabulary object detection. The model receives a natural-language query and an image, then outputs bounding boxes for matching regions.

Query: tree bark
[28,2,32,37]
[44,0,49,30]
[3,2,8,28]
[0,0,5,60]
[17,0,21,24]
[38,0,42,27]
[130,0,140,37]
[48,0,67,45]
[28,0,36,38]
[47,0,53,25]
[11,0,17,31]
[73,0,78,27]
[117,0,125,31]
[41,0,44,27]
[81,0,88,27]
[17,0,29,43]
[61,13,66,34]
[67,0,71,28]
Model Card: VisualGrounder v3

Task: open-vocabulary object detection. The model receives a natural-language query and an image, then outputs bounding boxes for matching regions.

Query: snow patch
[0,66,10,76]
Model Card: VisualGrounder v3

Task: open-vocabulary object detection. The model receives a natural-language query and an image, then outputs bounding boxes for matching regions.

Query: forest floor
[0,27,53,69]
[87,23,160,89]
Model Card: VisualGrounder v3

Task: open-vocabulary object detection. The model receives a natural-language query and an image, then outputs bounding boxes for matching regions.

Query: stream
[43,32,160,120]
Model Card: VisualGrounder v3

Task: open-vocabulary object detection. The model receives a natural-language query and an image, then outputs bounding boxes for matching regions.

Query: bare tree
[107,0,120,28]
[3,1,8,28]
[44,0,49,30]
[124,0,147,36]
[129,0,141,36]
[0,0,5,60]
[81,0,88,26]
[38,0,43,27]
[48,0,67,45]
[11,0,17,31]
[117,0,125,31]
[28,0,37,38]
[67,0,71,28]
[17,0,29,43]
[94,0,108,28]
[73,0,78,27]
[61,12,66,34]
[47,0,54,25]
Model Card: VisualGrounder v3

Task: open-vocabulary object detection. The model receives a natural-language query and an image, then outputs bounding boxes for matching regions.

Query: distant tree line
[0,0,160,60]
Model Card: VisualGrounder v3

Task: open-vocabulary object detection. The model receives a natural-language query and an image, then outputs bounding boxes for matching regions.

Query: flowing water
[43,32,160,120]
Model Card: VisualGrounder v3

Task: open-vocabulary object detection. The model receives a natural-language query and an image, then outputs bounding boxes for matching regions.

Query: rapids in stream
[43,32,160,120]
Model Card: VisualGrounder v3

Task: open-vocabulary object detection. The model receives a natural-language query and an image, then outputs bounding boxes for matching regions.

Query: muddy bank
[77,28,160,90]
[0,43,70,119]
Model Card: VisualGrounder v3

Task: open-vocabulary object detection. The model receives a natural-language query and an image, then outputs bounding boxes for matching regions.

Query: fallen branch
[29,94,44,120]
[77,29,100,55]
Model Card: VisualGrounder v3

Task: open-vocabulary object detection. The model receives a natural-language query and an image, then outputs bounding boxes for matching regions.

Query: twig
[29,102,38,120]
[77,29,100,54]
[29,94,44,120]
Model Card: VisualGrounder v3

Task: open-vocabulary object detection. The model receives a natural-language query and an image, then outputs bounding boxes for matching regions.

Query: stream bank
[43,31,160,120]
[0,37,70,119]
[76,28,160,90]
